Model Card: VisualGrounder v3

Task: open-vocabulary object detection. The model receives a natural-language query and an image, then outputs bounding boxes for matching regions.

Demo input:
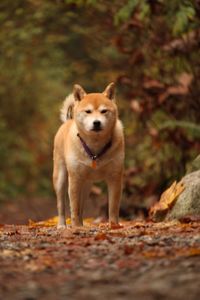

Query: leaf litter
[0,215,200,299]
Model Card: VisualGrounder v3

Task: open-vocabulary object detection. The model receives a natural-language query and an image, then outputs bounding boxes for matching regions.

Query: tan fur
[53,83,124,228]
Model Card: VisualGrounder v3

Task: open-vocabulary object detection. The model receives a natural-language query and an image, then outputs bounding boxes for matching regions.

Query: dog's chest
[66,150,113,180]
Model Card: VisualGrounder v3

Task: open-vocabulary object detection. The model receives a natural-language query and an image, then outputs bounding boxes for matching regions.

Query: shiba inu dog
[53,83,124,228]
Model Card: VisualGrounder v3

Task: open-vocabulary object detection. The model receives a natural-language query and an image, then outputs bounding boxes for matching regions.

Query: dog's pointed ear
[103,82,115,100]
[73,84,86,101]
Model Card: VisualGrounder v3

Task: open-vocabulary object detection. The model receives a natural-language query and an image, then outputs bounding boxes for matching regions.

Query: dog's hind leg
[53,159,67,228]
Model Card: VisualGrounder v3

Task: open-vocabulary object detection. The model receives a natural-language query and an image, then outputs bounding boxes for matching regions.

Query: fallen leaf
[83,218,95,225]
[28,217,95,228]
[177,247,200,257]
[116,258,140,269]
[189,248,200,256]
[94,232,108,241]
[149,181,185,220]
[0,249,17,257]
[124,244,134,255]
[29,217,71,227]
[110,222,123,230]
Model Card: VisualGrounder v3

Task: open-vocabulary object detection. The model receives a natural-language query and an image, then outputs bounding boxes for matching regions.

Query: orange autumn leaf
[28,217,95,228]
[83,218,95,225]
[94,232,108,241]
[28,217,71,227]
[109,222,124,230]
[150,180,185,218]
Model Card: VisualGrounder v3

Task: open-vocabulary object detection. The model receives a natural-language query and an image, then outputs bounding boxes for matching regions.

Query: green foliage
[114,0,151,25]
[114,0,139,25]
[172,1,196,36]
[159,121,200,139]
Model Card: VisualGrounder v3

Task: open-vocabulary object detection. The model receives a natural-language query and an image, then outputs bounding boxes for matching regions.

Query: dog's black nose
[93,120,101,130]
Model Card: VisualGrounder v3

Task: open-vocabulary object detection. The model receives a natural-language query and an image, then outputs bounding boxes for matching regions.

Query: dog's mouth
[91,127,103,132]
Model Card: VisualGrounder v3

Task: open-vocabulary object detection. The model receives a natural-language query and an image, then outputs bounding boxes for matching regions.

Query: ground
[0,219,200,300]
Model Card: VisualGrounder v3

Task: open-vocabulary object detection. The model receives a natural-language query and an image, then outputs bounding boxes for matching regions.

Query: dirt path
[0,220,200,300]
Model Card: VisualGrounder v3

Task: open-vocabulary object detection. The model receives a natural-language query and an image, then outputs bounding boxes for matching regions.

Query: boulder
[165,170,200,220]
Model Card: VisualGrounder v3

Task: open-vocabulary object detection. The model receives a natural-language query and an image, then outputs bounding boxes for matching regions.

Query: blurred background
[0,0,200,224]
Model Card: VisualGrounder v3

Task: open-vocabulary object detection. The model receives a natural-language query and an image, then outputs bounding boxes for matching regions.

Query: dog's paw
[109,222,123,230]
[57,224,66,230]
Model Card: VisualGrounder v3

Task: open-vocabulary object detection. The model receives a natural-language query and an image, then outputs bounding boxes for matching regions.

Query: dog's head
[73,83,118,136]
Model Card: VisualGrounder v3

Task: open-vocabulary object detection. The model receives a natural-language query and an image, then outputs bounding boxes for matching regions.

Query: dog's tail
[60,94,75,122]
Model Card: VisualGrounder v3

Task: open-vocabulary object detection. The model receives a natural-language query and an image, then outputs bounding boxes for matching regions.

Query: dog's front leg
[107,171,123,225]
[80,182,91,222]
[68,175,83,227]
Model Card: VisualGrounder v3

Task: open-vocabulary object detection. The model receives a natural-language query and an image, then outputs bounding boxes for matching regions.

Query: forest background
[0,0,200,220]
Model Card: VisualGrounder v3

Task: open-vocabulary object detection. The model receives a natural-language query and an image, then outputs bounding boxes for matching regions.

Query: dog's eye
[85,110,92,114]
[101,109,108,114]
